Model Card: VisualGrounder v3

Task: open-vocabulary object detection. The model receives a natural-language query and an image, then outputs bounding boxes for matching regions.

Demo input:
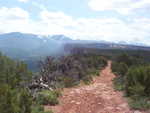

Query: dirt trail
[45,61,144,113]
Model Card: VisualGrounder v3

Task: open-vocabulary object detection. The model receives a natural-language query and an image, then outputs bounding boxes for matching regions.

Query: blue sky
[0,0,150,45]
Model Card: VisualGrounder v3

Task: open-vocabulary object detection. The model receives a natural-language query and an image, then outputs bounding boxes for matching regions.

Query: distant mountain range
[0,32,150,71]
[0,32,150,60]
[0,32,72,59]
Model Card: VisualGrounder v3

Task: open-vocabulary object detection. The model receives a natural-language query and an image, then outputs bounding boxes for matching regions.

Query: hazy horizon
[0,0,150,45]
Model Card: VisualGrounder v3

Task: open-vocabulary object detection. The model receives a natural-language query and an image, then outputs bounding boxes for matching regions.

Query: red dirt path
[45,61,146,113]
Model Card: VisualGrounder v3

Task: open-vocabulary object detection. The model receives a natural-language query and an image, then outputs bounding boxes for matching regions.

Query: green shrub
[111,62,119,74]
[31,105,53,113]
[0,53,35,113]
[112,62,128,76]
[116,54,133,67]
[62,76,79,88]
[94,70,100,76]
[118,63,128,75]
[112,62,128,91]
[125,66,150,97]
[89,69,100,76]
[113,77,124,91]
[112,54,150,110]
[123,66,150,110]
[128,97,150,110]
[0,85,32,113]
[53,89,62,97]
[82,75,93,85]
[36,90,60,105]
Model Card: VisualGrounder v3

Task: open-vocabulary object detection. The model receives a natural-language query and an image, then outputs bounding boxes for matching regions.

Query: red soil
[45,61,146,113]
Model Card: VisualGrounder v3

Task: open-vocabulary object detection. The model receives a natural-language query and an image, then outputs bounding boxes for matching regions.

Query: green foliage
[112,53,150,110]
[113,77,124,91]
[0,53,32,88]
[116,53,145,67]
[62,76,79,88]
[111,53,147,92]
[125,66,150,97]
[82,75,93,85]
[128,97,150,110]
[88,68,100,76]
[36,90,61,105]
[31,105,53,113]
[0,84,32,113]
[12,89,32,113]
[116,54,133,66]
[112,62,128,91]
[0,84,13,113]
[112,62,128,76]
[0,53,52,113]
[0,53,33,113]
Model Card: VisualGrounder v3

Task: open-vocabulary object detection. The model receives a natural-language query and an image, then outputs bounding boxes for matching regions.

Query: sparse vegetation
[0,48,108,113]
[35,90,61,105]
[112,53,150,110]
[31,105,53,113]
[2,44,150,113]
[39,48,107,88]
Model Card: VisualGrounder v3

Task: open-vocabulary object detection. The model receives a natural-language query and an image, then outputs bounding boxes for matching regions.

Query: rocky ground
[45,61,146,113]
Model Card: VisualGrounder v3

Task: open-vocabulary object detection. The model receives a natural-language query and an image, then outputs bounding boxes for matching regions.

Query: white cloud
[38,10,150,44]
[32,2,47,10]
[0,7,150,45]
[18,0,29,2]
[0,7,34,33]
[0,7,29,20]
[40,11,75,27]
[88,0,150,14]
